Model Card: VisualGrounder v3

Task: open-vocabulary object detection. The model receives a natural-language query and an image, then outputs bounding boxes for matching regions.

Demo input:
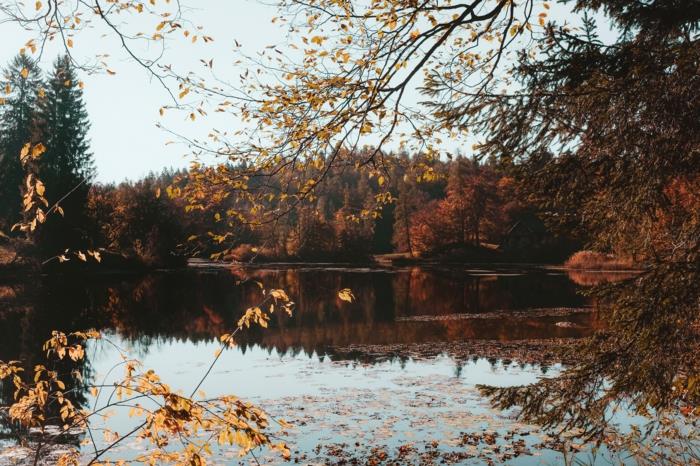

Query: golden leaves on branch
[238,288,294,330]
[1,331,100,432]
[0,278,297,464]
[2,298,295,465]
[164,0,535,242]
[13,143,48,234]
[12,143,104,258]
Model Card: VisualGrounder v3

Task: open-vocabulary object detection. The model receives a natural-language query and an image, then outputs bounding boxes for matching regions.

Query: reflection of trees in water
[0,280,91,446]
[480,266,700,459]
[566,270,639,287]
[0,268,590,362]
[3,267,693,458]
[0,267,599,445]
[394,268,586,317]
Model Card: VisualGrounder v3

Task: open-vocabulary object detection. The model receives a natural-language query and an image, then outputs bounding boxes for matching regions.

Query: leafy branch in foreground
[5,139,100,267]
[164,0,545,230]
[0,289,295,465]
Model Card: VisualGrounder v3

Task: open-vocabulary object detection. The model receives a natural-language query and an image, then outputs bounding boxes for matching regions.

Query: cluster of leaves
[7,141,106,268]
[14,142,50,235]
[0,288,297,465]
[148,0,554,234]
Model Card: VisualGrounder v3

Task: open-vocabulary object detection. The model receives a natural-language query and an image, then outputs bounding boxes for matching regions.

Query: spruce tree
[0,54,42,230]
[34,55,95,253]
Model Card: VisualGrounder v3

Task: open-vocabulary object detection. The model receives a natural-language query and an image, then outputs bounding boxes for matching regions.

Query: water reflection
[0,266,594,367]
[2,265,694,464]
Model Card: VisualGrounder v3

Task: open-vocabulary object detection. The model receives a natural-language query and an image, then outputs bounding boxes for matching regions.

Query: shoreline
[0,257,644,280]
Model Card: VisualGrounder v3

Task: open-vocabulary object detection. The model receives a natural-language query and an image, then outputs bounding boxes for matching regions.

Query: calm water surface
[0,265,638,464]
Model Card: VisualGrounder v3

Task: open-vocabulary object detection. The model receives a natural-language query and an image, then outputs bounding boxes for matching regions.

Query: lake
[0,265,647,464]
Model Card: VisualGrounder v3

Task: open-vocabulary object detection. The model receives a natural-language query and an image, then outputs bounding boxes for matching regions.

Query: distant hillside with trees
[78,152,579,266]
[0,56,577,270]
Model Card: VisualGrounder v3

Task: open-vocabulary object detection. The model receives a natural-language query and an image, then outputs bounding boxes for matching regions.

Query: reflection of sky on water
[88,334,548,401]
[84,335,645,465]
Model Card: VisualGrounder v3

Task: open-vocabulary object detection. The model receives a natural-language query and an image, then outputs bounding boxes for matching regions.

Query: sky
[0,1,594,184]
[0,0,284,183]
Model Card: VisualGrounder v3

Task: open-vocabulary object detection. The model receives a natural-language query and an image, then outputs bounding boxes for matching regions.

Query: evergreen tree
[468,0,700,433]
[34,55,95,253]
[0,54,42,229]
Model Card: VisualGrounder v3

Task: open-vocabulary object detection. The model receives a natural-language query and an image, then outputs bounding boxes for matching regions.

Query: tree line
[0,55,576,268]
[81,152,578,267]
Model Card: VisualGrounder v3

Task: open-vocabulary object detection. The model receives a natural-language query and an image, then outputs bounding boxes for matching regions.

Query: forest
[0,53,582,274]
[0,57,580,270]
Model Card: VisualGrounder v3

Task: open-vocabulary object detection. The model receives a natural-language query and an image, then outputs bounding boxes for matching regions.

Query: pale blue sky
[0,1,594,183]
[0,0,284,183]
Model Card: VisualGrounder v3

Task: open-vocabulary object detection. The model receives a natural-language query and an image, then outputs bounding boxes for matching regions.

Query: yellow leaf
[35,1,41,10]
[270,289,289,301]
[32,143,46,158]
[338,288,355,303]
[20,68,29,79]
[19,143,31,162]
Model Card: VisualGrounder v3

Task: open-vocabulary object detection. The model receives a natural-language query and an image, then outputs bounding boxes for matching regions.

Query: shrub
[565,250,635,270]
